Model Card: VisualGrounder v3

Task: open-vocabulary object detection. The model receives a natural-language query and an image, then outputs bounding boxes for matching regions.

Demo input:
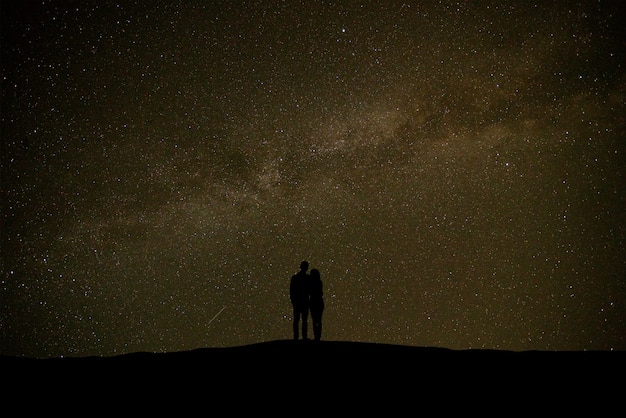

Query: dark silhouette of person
[290,260,311,340]
[309,268,324,341]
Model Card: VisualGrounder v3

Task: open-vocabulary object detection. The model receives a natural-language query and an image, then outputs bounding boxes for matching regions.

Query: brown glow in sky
[1,0,624,357]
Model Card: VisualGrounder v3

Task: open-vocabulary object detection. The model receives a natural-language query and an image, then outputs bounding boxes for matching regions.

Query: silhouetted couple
[290,260,324,341]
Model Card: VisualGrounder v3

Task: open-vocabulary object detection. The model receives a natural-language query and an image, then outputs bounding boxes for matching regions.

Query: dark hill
[2,339,613,374]
[1,339,619,408]
[2,339,614,369]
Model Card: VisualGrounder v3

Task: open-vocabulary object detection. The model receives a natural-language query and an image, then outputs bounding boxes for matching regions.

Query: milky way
[2,1,625,357]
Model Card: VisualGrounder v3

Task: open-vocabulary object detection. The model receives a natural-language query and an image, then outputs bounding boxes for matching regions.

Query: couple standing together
[290,260,324,341]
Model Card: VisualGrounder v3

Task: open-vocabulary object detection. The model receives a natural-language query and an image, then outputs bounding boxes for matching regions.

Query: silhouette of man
[290,260,311,340]
[309,268,324,341]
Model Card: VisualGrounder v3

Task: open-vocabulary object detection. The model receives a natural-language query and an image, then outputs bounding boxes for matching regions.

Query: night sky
[2,1,624,358]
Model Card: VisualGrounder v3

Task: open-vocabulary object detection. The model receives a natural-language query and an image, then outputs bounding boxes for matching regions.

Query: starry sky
[2,0,625,357]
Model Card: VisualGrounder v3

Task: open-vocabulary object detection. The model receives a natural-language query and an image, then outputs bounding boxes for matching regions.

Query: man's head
[300,260,309,272]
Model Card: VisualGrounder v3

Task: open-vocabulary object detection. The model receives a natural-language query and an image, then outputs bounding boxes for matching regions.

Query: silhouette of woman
[309,268,324,341]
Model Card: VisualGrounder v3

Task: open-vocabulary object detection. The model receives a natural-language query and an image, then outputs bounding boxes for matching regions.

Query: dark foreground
[2,340,621,410]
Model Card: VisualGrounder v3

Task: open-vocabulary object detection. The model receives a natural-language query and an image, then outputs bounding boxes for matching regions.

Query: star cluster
[2,1,624,357]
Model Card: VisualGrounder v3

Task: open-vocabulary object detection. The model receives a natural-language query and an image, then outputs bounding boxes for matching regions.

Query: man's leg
[302,308,309,340]
[293,307,300,340]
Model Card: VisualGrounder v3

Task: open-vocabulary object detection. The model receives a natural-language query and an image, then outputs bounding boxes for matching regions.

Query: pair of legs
[310,306,323,341]
[293,305,309,340]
